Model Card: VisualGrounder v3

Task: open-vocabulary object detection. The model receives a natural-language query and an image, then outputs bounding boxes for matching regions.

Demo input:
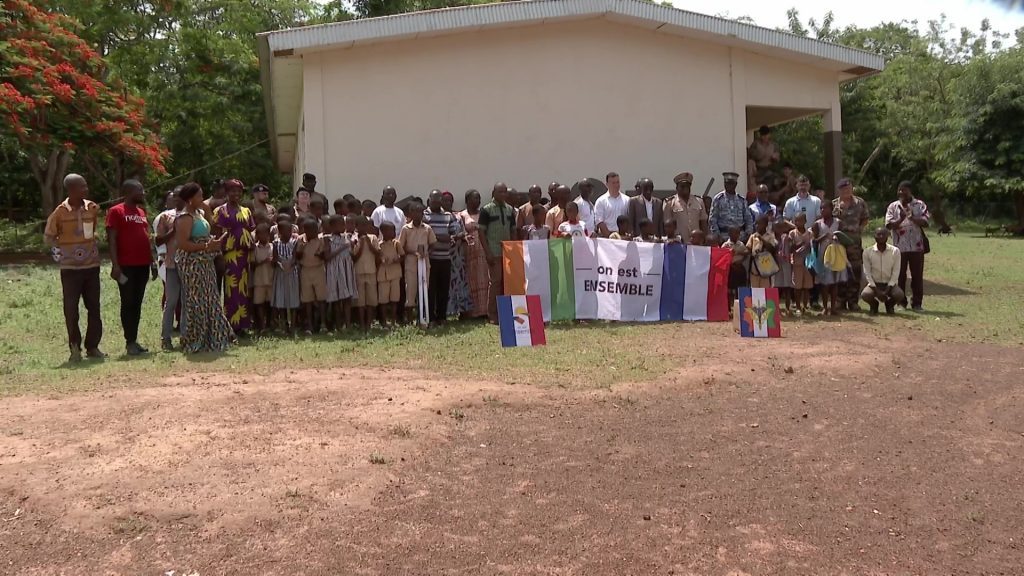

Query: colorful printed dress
[272,235,300,310]
[448,217,473,316]
[174,210,233,354]
[326,233,358,302]
[459,210,489,318]
[214,203,255,332]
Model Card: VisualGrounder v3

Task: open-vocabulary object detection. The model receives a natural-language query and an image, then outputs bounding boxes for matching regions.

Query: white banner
[573,238,664,321]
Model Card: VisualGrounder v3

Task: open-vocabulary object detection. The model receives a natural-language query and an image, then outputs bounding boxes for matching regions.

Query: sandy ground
[1,323,1023,575]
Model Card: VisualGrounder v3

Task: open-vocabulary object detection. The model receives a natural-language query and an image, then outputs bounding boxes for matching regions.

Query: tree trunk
[28,148,72,217]
[1015,189,1024,233]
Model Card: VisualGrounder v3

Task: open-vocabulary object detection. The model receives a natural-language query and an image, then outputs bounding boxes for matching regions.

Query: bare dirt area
[2,323,1023,575]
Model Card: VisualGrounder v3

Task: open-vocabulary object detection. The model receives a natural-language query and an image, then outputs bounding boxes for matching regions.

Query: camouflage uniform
[833,195,870,309]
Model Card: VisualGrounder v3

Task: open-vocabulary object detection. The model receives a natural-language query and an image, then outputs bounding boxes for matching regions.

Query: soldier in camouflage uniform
[832,178,871,311]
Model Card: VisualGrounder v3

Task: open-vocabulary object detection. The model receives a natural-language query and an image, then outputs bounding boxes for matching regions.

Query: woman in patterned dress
[458,189,489,319]
[443,191,473,317]
[173,183,233,354]
[213,179,256,336]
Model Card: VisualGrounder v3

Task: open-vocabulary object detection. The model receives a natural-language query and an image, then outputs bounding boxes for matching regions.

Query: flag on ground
[497,295,546,347]
[738,287,782,338]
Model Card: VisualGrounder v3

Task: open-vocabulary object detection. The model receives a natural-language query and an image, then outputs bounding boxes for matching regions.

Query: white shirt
[863,243,902,287]
[594,192,630,232]
[644,197,653,220]
[574,197,596,235]
[783,193,822,223]
[371,205,406,232]
[558,220,589,238]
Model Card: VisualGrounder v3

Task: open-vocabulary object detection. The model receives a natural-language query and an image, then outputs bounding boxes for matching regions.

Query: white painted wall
[295,19,839,207]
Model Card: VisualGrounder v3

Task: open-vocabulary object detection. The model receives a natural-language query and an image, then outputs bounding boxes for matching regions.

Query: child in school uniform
[523,204,551,239]
[376,221,404,328]
[352,215,381,332]
[271,217,300,334]
[333,198,348,217]
[635,218,658,243]
[557,202,589,238]
[722,226,749,304]
[323,214,357,331]
[746,214,778,289]
[773,220,795,314]
[812,202,848,316]
[609,215,632,240]
[688,228,707,247]
[251,222,275,334]
[788,212,814,315]
[398,203,436,325]
[296,218,327,334]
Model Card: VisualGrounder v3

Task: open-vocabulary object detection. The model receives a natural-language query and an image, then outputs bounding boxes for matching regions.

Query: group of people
[44,166,930,361]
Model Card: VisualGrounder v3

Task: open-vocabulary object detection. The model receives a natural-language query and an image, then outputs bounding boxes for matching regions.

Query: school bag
[751,251,780,278]
[823,243,849,272]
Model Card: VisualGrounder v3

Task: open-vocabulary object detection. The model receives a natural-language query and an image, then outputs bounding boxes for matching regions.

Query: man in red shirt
[106,179,154,355]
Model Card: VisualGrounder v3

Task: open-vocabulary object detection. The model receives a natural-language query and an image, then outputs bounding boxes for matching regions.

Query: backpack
[823,243,849,272]
[752,252,780,278]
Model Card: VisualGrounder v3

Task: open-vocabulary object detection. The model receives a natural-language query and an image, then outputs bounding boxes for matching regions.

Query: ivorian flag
[502,239,730,322]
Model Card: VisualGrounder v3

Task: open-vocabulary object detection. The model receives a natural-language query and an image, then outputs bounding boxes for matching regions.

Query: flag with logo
[502,239,730,322]
[738,287,782,338]
[497,295,546,347]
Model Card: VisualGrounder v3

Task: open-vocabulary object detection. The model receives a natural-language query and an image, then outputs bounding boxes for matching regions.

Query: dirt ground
[2,323,1022,575]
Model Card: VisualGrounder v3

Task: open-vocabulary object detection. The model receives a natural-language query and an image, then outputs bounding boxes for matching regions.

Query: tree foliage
[0,0,166,214]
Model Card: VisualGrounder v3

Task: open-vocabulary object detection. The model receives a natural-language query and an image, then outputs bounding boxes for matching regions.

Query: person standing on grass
[213,179,256,337]
[861,227,904,315]
[663,172,707,244]
[424,190,461,325]
[459,190,489,320]
[517,185,546,231]
[832,177,870,312]
[885,181,930,311]
[44,173,105,363]
[173,182,233,353]
[574,179,597,235]
[251,183,276,223]
[478,182,516,323]
[106,179,155,356]
[155,189,186,351]
[708,172,753,245]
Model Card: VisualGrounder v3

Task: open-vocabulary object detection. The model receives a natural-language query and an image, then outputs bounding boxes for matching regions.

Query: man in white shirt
[783,174,822,224]
[594,172,630,237]
[371,186,406,231]
[573,178,596,235]
[861,227,904,315]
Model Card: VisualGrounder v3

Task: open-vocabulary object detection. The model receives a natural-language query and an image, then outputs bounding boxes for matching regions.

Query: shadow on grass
[922,279,975,296]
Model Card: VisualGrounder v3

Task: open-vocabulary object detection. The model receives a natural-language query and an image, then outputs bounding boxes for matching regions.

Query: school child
[398,203,436,324]
[788,212,814,315]
[352,215,381,332]
[688,228,707,247]
[557,202,589,238]
[333,198,348,217]
[271,217,300,334]
[773,221,795,314]
[609,215,632,240]
[251,223,275,334]
[323,214,357,331]
[376,221,404,327]
[722,226,749,304]
[296,218,327,334]
[523,204,551,239]
[361,200,378,234]
[812,202,848,316]
[635,218,658,243]
[746,214,778,289]
[660,219,682,244]
[346,199,362,217]
[309,199,329,233]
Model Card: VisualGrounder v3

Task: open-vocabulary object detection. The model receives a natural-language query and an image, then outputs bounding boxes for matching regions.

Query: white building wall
[295,19,839,207]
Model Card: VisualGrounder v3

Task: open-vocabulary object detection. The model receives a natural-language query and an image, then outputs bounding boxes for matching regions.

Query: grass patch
[0,234,1020,396]
[368,452,389,465]
[389,424,412,438]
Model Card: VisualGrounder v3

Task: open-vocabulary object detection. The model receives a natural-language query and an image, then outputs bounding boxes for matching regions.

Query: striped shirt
[423,208,460,260]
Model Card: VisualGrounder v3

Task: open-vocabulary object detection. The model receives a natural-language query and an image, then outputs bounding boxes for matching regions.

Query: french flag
[675,245,732,322]
[497,295,547,347]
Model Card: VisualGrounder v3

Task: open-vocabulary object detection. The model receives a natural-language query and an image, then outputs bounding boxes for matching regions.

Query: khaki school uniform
[377,238,404,304]
[353,233,379,307]
[252,243,274,305]
[298,235,327,303]
[398,223,436,308]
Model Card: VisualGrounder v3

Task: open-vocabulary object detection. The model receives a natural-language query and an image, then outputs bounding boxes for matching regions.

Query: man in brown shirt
[662,172,707,243]
[44,173,105,362]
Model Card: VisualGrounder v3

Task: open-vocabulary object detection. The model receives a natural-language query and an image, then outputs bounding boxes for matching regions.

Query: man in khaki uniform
[662,172,707,243]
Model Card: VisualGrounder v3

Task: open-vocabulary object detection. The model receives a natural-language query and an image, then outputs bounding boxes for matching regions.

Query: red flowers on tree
[0,0,168,213]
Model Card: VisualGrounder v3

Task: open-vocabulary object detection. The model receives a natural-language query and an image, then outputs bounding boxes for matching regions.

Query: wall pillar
[728,48,748,195]
[822,93,842,198]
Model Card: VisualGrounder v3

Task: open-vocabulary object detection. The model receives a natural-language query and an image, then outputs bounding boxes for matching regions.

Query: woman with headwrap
[213,179,256,335]
[443,191,472,317]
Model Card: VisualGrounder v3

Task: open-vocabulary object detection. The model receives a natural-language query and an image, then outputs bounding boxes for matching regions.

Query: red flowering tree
[0,0,167,214]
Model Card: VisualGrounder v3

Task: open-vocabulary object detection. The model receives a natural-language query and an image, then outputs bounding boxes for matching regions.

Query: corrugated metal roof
[260,0,884,71]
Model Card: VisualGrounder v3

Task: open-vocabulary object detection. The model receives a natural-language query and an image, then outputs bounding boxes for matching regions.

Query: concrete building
[257,0,883,207]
